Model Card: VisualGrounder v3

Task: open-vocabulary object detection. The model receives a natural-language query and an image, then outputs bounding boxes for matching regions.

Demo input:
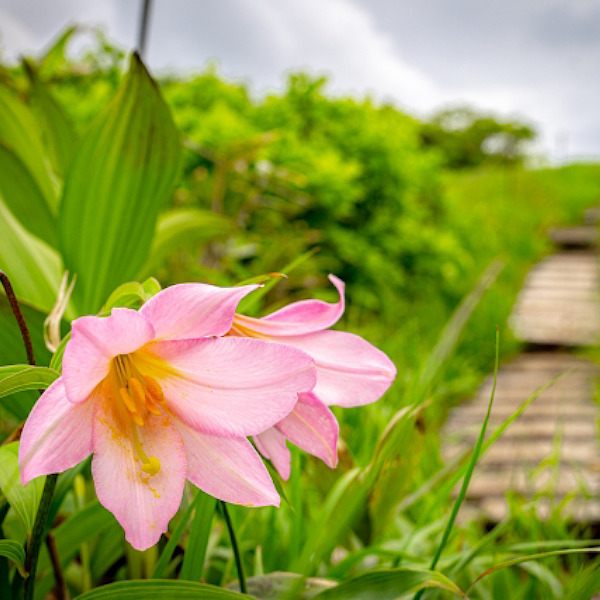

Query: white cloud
[0,0,599,160]
[250,0,439,109]
[0,9,37,59]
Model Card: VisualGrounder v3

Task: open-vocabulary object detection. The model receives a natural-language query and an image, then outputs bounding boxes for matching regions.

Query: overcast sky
[1,0,599,162]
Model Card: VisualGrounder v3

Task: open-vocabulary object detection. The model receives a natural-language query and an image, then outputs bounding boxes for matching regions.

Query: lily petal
[177,422,279,506]
[20,379,94,485]
[145,337,316,436]
[92,397,187,551]
[271,330,396,407]
[62,308,155,404]
[254,428,291,481]
[235,275,345,336]
[140,283,259,341]
[276,392,339,469]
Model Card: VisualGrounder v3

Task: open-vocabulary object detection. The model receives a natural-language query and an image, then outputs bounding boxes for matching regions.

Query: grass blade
[467,547,600,594]
[413,327,500,600]
[179,489,216,581]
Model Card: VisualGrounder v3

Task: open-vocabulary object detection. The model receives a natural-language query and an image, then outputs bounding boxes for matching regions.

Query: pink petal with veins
[91,397,187,551]
[178,423,279,506]
[267,330,396,407]
[255,428,291,481]
[62,308,154,404]
[235,275,344,336]
[276,392,339,468]
[147,337,315,437]
[20,378,94,485]
[140,283,259,341]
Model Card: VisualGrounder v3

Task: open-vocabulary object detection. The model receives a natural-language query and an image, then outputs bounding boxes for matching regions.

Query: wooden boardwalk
[443,223,600,521]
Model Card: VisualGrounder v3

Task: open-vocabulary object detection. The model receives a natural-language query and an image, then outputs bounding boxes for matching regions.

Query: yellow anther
[143,376,165,404]
[129,376,161,416]
[130,412,145,427]
[145,399,161,416]
[142,456,161,475]
[129,377,146,407]
[119,387,138,415]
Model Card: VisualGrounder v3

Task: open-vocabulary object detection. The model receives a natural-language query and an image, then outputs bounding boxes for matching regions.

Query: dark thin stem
[46,531,67,600]
[24,474,58,600]
[0,271,36,365]
[219,501,246,594]
[137,0,153,58]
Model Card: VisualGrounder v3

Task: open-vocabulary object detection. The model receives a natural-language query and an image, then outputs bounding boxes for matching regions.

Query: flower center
[102,354,166,475]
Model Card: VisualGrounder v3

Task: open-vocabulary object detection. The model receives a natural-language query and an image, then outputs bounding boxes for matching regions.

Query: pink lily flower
[19,283,316,550]
[228,275,396,479]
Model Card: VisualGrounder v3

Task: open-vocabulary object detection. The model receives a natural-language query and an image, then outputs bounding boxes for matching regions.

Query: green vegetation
[1,27,600,599]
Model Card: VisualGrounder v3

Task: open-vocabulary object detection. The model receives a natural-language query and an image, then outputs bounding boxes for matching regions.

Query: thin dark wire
[138,0,153,58]
[220,501,247,594]
[0,271,36,365]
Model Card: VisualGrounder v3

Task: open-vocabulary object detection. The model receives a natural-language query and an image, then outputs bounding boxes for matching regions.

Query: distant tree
[420,106,536,169]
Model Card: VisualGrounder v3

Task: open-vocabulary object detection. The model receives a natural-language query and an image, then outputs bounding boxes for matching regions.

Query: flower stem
[219,501,247,594]
[24,473,58,600]
[0,271,36,365]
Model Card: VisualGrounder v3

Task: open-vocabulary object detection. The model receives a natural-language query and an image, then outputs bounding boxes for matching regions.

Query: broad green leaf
[24,59,78,177]
[0,442,45,534]
[0,141,57,247]
[179,489,216,581]
[0,84,58,211]
[141,276,161,299]
[0,199,63,314]
[99,277,162,315]
[312,568,467,600]
[137,208,231,280]
[59,53,182,314]
[0,365,58,398]
[72,580,254,599]
[0,540,26,576]
[100,282,147,314]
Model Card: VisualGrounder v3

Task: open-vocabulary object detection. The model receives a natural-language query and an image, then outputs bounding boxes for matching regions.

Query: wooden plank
[443,219,600,522]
